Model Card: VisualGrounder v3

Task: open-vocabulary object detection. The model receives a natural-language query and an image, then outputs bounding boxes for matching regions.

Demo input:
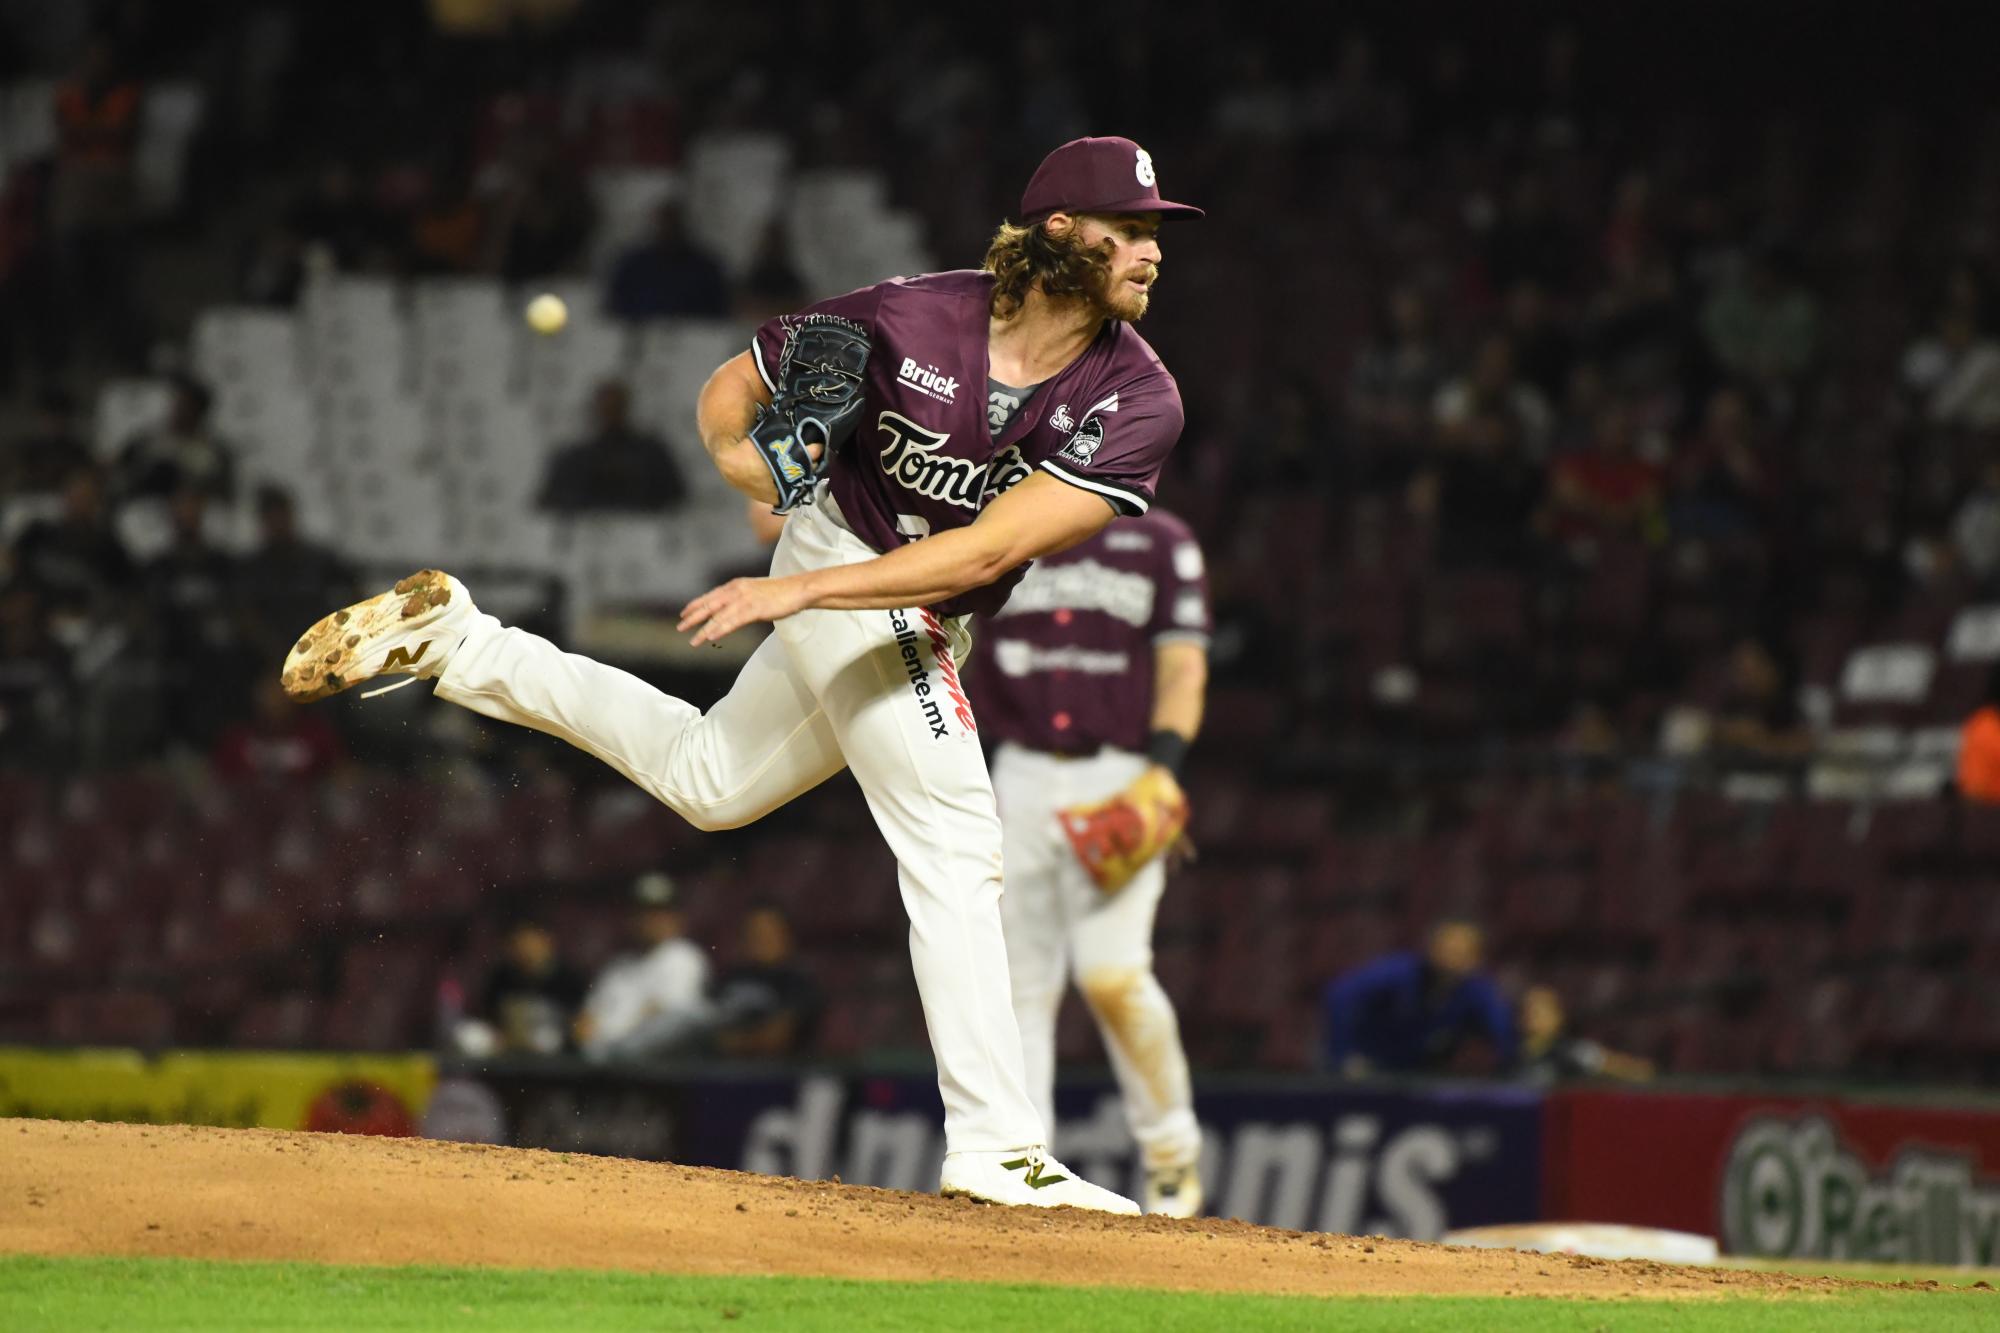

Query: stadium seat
[586,166,682,275]
[412,277,516,403]
[48,990,175,1048]
[684,132,792,279]
[230,992,325,1050]
[523,317,631,441]
[92,378,174,459]
[0,79,56,178]
[1840,642,1937,708]
[1855,968,1952,1052]
[134,82,205,218]
[194,307,303,392]
[321,989,420,1052]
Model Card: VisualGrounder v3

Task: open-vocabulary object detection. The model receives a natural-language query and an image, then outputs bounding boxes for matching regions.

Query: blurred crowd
[2,4,1995,782]
[0,373,358,768]
[3,3,2000,1080]
[459,871,821,1064]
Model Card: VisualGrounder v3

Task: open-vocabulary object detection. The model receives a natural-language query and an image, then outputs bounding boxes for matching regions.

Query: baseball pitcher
[280,136,1201,1214]
[973,509,1211,1217]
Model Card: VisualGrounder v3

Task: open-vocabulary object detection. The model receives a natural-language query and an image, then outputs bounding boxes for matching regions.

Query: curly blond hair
[982,217,1115,320]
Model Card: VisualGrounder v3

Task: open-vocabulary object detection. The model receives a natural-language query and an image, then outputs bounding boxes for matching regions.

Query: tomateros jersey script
[751,271,1184,617]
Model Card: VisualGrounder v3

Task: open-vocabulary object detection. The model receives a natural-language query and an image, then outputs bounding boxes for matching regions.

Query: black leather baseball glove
[750,314,871,512]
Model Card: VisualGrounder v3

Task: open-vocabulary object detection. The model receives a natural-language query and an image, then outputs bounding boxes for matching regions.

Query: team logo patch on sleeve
[1057,416,1105,467]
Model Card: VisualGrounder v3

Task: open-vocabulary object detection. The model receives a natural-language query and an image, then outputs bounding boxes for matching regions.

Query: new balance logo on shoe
[999,1157,1069,1189]
[382,641,433,671]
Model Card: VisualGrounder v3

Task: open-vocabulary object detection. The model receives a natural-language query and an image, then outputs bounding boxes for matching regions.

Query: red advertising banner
[1543,1088,2000,1265]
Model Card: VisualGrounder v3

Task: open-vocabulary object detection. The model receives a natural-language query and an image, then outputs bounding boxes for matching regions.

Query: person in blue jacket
[1320,920,1519,1074]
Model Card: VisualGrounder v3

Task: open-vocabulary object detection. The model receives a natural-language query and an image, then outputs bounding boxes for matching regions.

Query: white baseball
[525,292,569,334]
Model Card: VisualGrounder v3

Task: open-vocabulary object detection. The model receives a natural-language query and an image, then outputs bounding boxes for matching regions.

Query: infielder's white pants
[992,743,1201,1171]
[434,498,1042,1155]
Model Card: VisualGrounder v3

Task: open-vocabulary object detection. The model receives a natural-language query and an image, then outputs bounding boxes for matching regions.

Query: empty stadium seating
[5,757,1998,1082]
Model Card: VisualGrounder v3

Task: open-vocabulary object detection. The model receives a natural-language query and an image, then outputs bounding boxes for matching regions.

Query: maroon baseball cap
[1018,136,1204,222]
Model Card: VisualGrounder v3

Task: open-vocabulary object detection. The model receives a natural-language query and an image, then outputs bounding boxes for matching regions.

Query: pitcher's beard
[1093,269,1154,322]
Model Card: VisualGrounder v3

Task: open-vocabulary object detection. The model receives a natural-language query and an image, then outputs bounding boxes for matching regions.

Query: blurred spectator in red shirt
[1543,397,1661,545]
[1957,665,2000,805]
[210,676,344,783]
[50,38,144,367]
[52,45,142,207]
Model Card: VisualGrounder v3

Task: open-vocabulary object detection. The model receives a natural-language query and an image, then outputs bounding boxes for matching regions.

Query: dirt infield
[0,1119,1872,1300]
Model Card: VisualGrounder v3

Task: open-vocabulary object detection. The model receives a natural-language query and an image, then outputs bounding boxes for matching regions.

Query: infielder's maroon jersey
[968,509,1211,755]
[751,271,1185,618]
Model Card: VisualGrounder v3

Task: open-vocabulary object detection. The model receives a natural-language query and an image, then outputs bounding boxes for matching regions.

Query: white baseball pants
[992,742,1201,1171]
[434,496,1043,1155]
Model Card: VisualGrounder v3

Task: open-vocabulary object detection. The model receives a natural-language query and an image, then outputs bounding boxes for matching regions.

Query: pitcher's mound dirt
[0,1119,1870,1299]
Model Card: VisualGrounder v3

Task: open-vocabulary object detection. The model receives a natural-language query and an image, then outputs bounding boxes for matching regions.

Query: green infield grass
[1728,1257,2000,1288]
[2,1254,1995,1332]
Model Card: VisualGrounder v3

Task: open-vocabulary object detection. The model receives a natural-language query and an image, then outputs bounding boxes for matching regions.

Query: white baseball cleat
[280,569,473,703]
[1144,1163,1204,1219]
[939,1148,1140,1215]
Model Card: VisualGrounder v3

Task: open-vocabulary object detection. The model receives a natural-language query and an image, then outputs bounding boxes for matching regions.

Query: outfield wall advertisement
[0,1047,435,1134]
[420,1063,1545,1238]
[1542,1089,2000,1266]
[12,1046,2000,1261]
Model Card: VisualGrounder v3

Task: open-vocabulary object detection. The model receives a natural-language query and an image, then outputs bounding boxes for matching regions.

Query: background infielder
[279,136,1201,1214]
[971,508,1211,1218]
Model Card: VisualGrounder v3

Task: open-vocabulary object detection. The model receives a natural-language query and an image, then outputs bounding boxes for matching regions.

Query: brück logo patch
[897,357,958,403]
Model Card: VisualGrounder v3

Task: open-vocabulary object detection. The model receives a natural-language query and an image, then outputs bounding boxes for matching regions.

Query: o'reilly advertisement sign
[1723,1115,2000,1266]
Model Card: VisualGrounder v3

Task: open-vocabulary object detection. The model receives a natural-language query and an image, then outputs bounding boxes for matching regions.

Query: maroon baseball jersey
[968,509,1211,755]
[751,270,1185,617]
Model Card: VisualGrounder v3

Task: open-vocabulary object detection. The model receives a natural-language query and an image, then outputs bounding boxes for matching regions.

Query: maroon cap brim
[1023,197,1205,223]
[1084,196,1205,220]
